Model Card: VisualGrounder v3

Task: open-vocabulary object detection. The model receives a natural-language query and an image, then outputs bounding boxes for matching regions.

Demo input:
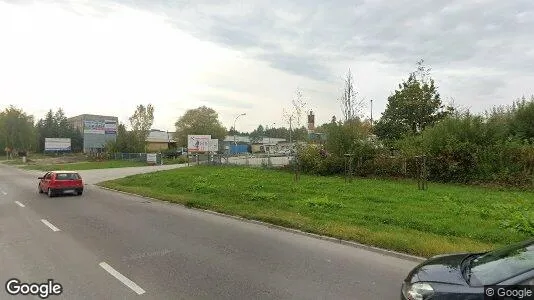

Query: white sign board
[187,135,211,152]
[45,138,71,151]
[209,139,219,152]
[147,153,157,164]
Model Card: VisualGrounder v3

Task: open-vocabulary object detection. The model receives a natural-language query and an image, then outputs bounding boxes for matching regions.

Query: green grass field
[99,165,534,257]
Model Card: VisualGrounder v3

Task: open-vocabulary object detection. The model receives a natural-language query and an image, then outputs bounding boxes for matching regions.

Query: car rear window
[55,173,80,180]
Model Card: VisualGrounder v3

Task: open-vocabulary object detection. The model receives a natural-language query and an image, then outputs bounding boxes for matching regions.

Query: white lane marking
[41,219,60,232]
[1,190,6,195]
[14,201,25,207]
[99,262,146,295]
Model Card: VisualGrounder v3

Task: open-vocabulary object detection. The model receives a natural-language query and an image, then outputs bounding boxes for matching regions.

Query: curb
[95,185,427,263]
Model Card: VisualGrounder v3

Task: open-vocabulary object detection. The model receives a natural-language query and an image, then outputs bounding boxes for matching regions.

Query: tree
[375,60,452,141]
[129,104,154,152]
[0,106,35,153]
[35,108,83,152]
[174,106,226,147]
[249,125,265,143]
[340,69,365,122]
[510,95,534,141]
[282,88,308,143]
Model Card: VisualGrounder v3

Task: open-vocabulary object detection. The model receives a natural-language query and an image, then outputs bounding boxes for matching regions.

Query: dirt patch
[26,154,89,165]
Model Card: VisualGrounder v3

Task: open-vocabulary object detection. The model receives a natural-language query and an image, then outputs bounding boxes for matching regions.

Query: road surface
[0,164,418,299]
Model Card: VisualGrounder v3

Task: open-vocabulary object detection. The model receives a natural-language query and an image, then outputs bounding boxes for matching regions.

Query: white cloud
[1,1,329,132]
[1,0,533,134]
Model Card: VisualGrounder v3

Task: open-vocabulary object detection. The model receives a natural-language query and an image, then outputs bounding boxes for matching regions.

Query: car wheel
[38,184,43,193]
[47,188,54,197]
[77,190,83,196]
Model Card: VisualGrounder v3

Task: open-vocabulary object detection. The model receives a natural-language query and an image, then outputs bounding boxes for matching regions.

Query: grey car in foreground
[401,238,534,299]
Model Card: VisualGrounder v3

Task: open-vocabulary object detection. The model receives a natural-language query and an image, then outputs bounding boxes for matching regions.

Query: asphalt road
[0,164,418,299]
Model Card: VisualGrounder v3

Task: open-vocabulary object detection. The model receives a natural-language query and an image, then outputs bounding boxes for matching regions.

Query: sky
[1,0,533,133]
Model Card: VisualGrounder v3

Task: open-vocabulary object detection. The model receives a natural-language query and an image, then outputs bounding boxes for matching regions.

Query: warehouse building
[67,114,118,153]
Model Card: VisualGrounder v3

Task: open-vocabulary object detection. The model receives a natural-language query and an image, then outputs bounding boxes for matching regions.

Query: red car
[38,171,84,197]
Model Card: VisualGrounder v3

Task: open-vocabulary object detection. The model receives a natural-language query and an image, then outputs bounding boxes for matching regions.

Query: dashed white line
[40,219,60,232]
[1,191,6,195]
[14,201,25,207]
[99,262,146,295]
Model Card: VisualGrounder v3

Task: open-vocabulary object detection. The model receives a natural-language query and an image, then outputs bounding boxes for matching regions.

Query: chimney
[307,110,315,133]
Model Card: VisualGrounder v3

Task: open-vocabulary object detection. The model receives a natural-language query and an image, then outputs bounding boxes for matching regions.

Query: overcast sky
[1,0,533,132]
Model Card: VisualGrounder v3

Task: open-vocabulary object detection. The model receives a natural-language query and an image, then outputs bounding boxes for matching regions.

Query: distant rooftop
[223,135,286,144]
[67,114,118,120]
[147,129,175,143]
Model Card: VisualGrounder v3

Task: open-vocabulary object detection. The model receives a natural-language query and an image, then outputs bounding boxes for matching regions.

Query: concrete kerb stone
[95,185,427,263]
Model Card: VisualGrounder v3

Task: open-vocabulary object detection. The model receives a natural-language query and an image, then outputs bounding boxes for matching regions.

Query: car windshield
[55,173,80,180]
[470,239,534,285]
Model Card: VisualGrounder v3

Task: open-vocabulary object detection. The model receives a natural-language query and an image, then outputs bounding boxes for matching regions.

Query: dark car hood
[406,253,471,286]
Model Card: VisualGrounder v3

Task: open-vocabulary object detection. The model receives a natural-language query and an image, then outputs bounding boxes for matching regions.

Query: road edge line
[96,185,426,263]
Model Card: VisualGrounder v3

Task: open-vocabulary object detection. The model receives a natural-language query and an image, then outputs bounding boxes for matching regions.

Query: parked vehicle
[38,171,84,197]
[401,238,534,299]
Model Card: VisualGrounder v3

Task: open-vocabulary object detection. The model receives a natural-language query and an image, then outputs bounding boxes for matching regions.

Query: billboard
[104,120,117,134]
[187,135,211,152]
[84,120,105,134]
[45,138,71,151]
[209,139,219,152]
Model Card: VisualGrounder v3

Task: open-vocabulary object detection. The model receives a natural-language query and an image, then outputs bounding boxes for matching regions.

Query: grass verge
[98,165,534,258]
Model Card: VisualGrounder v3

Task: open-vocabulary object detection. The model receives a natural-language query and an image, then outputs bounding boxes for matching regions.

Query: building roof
[224,135,251,143]
[146,129,175,143]
[67,114,118,120]
[224,135,286,144]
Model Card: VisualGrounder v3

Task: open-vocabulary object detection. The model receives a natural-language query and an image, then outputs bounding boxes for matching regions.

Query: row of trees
[0,104,157,156]
[0,107,83,155]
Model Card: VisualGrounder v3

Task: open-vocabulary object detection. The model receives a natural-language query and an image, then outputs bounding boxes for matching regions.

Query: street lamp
[233,113,246,147]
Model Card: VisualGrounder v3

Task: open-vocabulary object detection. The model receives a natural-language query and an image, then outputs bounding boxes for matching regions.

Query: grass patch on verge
[98,165,534,258]
[21,160,146,171]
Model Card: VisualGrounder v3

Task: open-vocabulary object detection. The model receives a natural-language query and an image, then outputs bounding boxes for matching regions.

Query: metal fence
[188,153,294,168]
[113,152,162,164]
[111,152,294,168]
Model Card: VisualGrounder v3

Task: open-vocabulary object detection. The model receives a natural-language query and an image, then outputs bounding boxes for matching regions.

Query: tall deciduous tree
[282,88,308,143]
[174,106,226,147]
[340,69,364,122]
[375,60,452,141]
[0,106,35,153]
[129,104,154,152]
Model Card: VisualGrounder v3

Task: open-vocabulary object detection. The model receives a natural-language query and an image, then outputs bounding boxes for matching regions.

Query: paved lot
[0,164,417,299]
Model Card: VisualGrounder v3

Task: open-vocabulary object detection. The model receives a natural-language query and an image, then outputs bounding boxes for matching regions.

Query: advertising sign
[147,153,157,164]
[104,120,117,134]
[45,138,71,151]
[209,139,219,152]
[187,135,211,152]
[84,120,105,134]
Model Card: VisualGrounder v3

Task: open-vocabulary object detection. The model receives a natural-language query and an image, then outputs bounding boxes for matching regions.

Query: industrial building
[67,114,118,153]
[146,129,176,152]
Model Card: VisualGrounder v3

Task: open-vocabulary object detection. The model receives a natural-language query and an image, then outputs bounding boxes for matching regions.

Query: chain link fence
[110,152,295,168]
[188,153,294,168]
[112,153,163,164]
